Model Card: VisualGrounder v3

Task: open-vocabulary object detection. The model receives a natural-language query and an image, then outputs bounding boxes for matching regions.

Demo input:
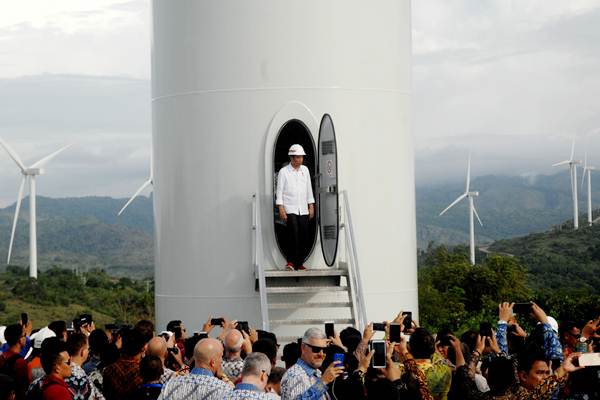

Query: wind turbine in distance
[439,154,483,265]
[581,152,596,226]
[0,138,72,279]
[118,154,153,216]
[553,139,580,229]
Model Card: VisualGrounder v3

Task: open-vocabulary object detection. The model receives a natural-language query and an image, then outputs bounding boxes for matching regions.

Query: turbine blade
[0,137,26,172]
[7,177,26,264]
[582,167,587,190]
[570,138,575,161]
[552,160,570,167]
[584,151,588,169]
[439,193,467,216]
[466,153,471,193]
[118,179,152,216]
[473,204,483,227]
[30,144,72,169]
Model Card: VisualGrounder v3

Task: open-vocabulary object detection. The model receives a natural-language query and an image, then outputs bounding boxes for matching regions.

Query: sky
[1,0,600,205]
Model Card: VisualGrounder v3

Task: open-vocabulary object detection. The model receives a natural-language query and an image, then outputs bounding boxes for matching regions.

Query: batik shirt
[222,357,245,381]
[66,363,105,400]
[496,322,563,362]
[280,359,329,400]
[157,367,232,400]
[414,352,452,400]
[228,383,272,399]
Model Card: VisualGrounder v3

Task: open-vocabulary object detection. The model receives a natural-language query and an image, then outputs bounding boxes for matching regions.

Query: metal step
[264,269,348,278]
[266,286,348,294]
[268,301,352,309]
[270,318,355,326]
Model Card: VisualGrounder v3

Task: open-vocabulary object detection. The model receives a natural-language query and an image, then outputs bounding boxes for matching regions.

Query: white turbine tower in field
[118,155,153,216]
[553,140,580,229]
[581,152,595,226]
[0,138,72,279]
[439,155,483,265]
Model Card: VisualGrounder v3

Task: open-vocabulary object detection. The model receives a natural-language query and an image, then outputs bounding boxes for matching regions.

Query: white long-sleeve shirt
[275,164,315,215]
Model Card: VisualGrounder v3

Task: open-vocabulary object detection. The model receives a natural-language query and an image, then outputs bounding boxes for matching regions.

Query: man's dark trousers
[286,213,309,267]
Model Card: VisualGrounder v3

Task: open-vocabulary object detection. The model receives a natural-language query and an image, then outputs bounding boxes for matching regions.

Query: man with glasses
[280,328,344,400]
[227,352,272,399]
[40,341,73,400]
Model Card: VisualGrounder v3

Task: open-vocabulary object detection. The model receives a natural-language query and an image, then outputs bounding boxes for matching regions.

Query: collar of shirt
[296,359,321,378]
[44,374,69,388]
[287,163,303,173]
[191,367,214,377]
[235,383,260,392]
[141,383,163,388]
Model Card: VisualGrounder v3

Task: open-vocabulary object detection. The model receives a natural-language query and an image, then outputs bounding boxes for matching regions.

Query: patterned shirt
[227,383,272,399]
[497,322,563,362]
[159,368,176,385]
[157,367,232,400]
[415,353,452,400]
[101,356,143,400]
[280,359,329,400]
[66,363,105,400]
[222,357,245,381]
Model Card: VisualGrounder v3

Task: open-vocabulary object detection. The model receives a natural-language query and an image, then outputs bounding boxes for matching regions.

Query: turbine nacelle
[468,191,479,197]
[24,168,44,175]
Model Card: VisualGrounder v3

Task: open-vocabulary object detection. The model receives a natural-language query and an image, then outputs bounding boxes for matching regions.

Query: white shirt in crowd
[275,164,315,216]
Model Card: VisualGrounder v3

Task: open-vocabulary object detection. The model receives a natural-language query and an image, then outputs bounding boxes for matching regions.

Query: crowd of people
[0,303,598,400]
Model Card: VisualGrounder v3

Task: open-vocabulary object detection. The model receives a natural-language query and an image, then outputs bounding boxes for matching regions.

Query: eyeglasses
[303,342,328,354]
[63,359,71,366]
[568,332,581,339]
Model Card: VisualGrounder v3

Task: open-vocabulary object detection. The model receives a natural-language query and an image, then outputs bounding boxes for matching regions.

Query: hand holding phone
[402,312,412,332]
[325,322,335,338]
[389,324,401,343]
[512,302,533,315]
[211,318,225,327]
[369,340,387,368]
[372,323,386,332]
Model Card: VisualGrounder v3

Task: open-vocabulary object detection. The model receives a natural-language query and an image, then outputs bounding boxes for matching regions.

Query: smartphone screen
[402,312,412,331]
[236,321,249,333]
[578,353,600,367]
[389,324,401,343]
[372,323,386,331]
[512,302,533,315]
[325,322,335,338]
[333,353,345,365]
[370,340,386,368]
[480,322,493,338]
[21,313,28,326]
[211,318,224,326]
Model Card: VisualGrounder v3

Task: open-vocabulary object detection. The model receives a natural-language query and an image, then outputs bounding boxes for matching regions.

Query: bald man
[158,338,233,400]
[222,330,245,381]
[147,337,176,384]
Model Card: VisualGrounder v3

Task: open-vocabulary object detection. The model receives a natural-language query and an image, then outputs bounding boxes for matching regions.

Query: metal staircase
[252,191,367,344]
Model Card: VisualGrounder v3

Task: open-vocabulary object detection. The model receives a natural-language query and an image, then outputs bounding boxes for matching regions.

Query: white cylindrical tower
[151,0,417,331]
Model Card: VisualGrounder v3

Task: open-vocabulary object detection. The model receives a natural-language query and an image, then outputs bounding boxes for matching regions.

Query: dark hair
[134,320,155,344]
[40,341,67,375]
[48,321,67,339]
[89,329,109,354]
[517,345,548,373]
[409,328,435,359]
[122,329,146,357]
[281,342,300,366]
[252,339,277,364]
[41,337,65,356]
[558,321,578,342]
[166,320,183,340]
[339,327,362,353]
[66,333,88,357]
[257,330,278,345]
[487,357,517,394]
[460,330,479,353]
[140,355,164,383]
[268,366,286,384]
[0,374,16,400]
[4,324,23,347]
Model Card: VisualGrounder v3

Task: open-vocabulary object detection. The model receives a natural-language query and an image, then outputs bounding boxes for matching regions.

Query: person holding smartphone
[280,327,344,399]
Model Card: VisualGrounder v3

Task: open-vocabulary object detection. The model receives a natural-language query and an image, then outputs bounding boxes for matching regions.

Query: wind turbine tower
[439,155,483,265]
[553,140,580,229]
[582,152,595,226]
[0,138,71,279]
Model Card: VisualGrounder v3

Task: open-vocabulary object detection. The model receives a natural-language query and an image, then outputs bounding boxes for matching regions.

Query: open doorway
[273,120,317,265]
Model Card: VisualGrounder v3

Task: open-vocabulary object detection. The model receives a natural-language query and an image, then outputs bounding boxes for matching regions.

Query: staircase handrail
[252,193,270,331]
[341,190,368,330]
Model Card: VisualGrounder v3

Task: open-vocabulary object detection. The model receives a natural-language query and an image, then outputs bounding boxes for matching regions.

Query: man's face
[519,360,550,390]
[291,155,304,168]
[564,328,581,348]
[301,338,328,369]
[58,351,72,379]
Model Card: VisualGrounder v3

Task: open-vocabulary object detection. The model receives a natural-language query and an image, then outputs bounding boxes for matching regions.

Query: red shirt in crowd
[42,374,75,400]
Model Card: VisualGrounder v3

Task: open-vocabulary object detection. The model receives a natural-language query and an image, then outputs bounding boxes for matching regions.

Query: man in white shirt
[275,144,315,271]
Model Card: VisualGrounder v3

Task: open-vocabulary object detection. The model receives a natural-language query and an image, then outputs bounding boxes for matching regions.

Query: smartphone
[325,322,335,338]
[576,353,600,367]
[211,318,225,326]
[237,321,249,334]
[438,334,453,347]
[480,322,493,338]
[402,312,412,332]
[370,340,387,368]
[372,323,386,332]
[513,302,533,315]
[198,332,208,340]
[21,313,28,326]
[333,353,345,366]
[389,324,401,343]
